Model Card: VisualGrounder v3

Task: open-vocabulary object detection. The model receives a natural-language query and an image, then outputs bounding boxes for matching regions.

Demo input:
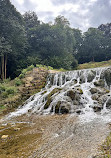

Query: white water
[8,67,111,122]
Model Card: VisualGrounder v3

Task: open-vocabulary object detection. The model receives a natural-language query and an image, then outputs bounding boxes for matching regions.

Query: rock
[94,79,105,87]
[55,101,70,114]
[92,105,102,112]
[98,95,108,105]
[67,90,75,100]
[1,135,9,139]
[14,128,20,131]
[106,98,111,108]
[87,70,96,82]
[90,88,99,94]
[75,109,82,114]
[100,68,111,86]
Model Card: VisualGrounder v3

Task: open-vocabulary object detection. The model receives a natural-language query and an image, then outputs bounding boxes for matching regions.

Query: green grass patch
[96,132,111,158]
[78,60,111,70]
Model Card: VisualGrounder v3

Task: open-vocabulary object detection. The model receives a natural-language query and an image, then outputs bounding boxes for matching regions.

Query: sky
[10,0,111,32]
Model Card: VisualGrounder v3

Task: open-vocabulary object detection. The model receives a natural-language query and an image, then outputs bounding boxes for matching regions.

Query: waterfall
[8,67,111,120]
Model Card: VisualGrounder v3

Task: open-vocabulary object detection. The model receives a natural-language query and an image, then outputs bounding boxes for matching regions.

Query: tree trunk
[1,55,4,80]
[5,54,7,80]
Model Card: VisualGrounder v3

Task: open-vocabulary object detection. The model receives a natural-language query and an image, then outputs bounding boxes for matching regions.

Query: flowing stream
[1,67,111,158]
[7,66,111,123]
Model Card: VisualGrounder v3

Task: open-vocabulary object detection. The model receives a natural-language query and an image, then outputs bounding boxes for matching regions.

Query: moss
[55,101,61,113]
[67,90,75,100]
[105,89,110,93]
[95,132,111,158]
[78,88,83,94]
[44,88,62,109]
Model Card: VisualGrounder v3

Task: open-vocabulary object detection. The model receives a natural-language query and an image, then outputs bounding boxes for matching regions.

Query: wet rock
[94,79,105,87]
[106,98,111,108]
[100,68,111,86]
[55,101,70,114]
[75,109,82,114]
[90,88,99,94]
[87,70,96,82]
[98,95,108,105]
[44,88,61,109]
[67,90,75,100]
[92,105,102,112]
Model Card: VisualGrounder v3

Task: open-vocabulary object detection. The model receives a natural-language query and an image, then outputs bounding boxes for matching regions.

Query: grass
[96,132,111,158]
[77,60,111,70]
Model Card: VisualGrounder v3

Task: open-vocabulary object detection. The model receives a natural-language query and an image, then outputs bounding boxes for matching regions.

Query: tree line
[0,0,111,80]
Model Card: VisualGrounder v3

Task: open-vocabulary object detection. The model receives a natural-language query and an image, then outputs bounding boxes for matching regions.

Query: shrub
[15,78,22,86]
[22,69,27,75]
[19,73,25,79]
[48,66,53,70]
[27,65,34,71]
[6,87,17,95]
[0,84,6,94]
[1,91,8,98]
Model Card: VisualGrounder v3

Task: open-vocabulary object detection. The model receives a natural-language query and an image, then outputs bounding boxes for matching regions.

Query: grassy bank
[78,60,111,70]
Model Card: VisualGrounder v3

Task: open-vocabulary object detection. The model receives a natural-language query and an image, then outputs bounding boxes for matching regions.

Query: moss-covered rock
[44,88,62,109]
[94,79,105,87]
[100,68,111,86]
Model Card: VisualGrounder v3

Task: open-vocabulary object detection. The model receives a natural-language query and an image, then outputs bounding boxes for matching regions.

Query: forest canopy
[0,0,111,79]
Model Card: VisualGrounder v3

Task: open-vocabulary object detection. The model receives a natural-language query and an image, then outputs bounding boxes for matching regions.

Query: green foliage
[27,65,34,71]
[0,82,17,98]
[18,65,35,79]
[14,78,22,86]
[0,84,5,94]
[78,60,111,70]
[18,74,25,79]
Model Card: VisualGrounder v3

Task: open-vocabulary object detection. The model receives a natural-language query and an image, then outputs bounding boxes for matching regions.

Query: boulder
[106,98,111,108]
[100,68,111,86]
[55,101,70,114]
[94,79,105,87]
[67,90,75,100]
[90,88,99,94]
[92,105,102,112]
[87,70,96,82]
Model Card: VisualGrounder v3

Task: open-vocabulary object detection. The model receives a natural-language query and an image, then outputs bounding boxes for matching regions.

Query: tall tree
[0,0,27,79]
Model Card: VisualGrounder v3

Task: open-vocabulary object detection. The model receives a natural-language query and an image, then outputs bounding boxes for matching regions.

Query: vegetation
[1,0,111,80]
[95,132,111,158]
[78,60,111,70]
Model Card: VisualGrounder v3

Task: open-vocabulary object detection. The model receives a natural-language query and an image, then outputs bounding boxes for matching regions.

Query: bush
[6,87,17,95]
[27,65,34,71]
[15,78,22,86]
[0,84,6,94]
[22,69,27,75]
[48,66,53,70]
[19,73,25,79]
[1,91,8,98]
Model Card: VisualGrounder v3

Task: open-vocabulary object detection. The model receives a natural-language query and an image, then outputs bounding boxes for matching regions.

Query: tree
[0,0,27,79]
[75,28,106,63]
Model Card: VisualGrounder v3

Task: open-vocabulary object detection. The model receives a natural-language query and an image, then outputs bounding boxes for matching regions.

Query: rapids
[7,66,111,123]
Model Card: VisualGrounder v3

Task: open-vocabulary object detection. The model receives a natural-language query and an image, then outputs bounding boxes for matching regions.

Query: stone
[1,135,9,139]
[106,98,111,108]
[100,68,111,86]
[87,70,96,82]
[67,90,75,100]
[92,105,102,112]
[14,128,20,131]
[90,88,99,94]
[94,79,105,87]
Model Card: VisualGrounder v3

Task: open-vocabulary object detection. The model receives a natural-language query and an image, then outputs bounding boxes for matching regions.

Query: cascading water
[8,67,111,122]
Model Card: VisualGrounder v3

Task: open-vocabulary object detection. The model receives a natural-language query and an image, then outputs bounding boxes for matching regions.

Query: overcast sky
[10,0,111,31]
